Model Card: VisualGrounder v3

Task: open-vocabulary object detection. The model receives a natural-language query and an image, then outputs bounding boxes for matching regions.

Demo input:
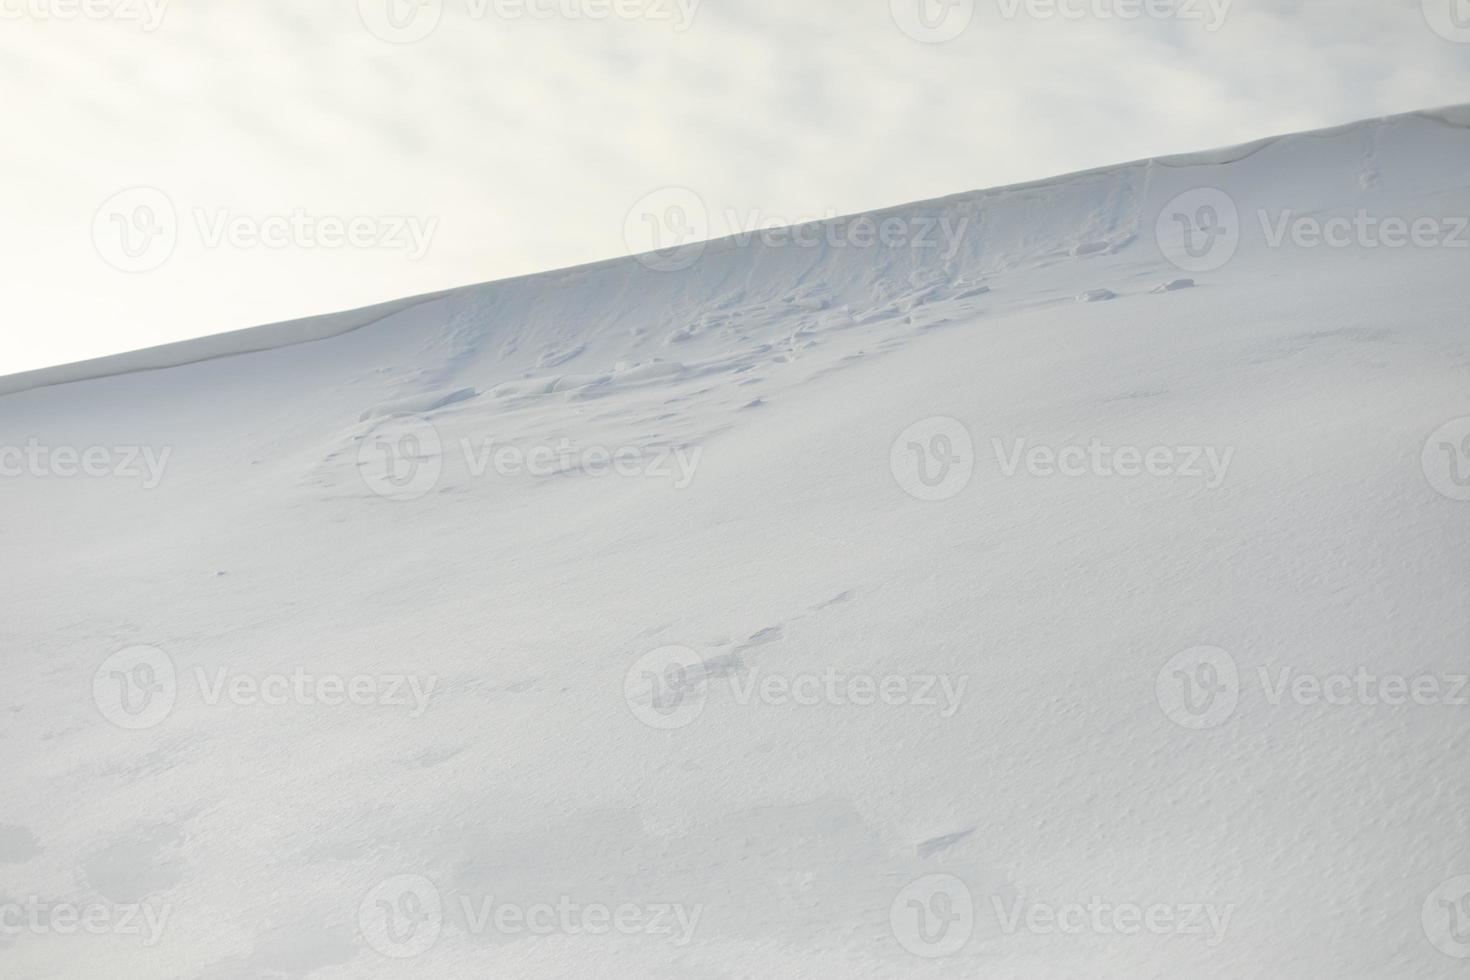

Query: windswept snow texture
[3,107,1470,979]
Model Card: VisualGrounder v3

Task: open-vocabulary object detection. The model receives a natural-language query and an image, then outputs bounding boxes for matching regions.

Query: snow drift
[2,105,1468,979]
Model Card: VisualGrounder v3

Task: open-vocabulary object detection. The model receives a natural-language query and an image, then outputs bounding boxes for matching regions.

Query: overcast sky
[2,0,1468,375]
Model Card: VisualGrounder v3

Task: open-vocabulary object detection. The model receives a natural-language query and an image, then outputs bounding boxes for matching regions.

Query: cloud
[0,0,1466,373]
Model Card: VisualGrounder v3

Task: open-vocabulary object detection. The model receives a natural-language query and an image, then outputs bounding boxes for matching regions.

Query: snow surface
[2,106,1469,979]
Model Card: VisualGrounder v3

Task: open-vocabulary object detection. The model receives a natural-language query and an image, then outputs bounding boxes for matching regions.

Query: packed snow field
[3,107,1469,978]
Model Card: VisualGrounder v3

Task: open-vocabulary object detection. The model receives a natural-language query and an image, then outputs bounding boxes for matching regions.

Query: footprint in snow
[1152,278,1196,293]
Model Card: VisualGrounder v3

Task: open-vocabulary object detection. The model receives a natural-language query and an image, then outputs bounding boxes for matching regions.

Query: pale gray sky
[2,0,1467,375]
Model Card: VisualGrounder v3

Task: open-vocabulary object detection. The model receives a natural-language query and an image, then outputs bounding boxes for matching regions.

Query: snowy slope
[2,106,1469,979]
